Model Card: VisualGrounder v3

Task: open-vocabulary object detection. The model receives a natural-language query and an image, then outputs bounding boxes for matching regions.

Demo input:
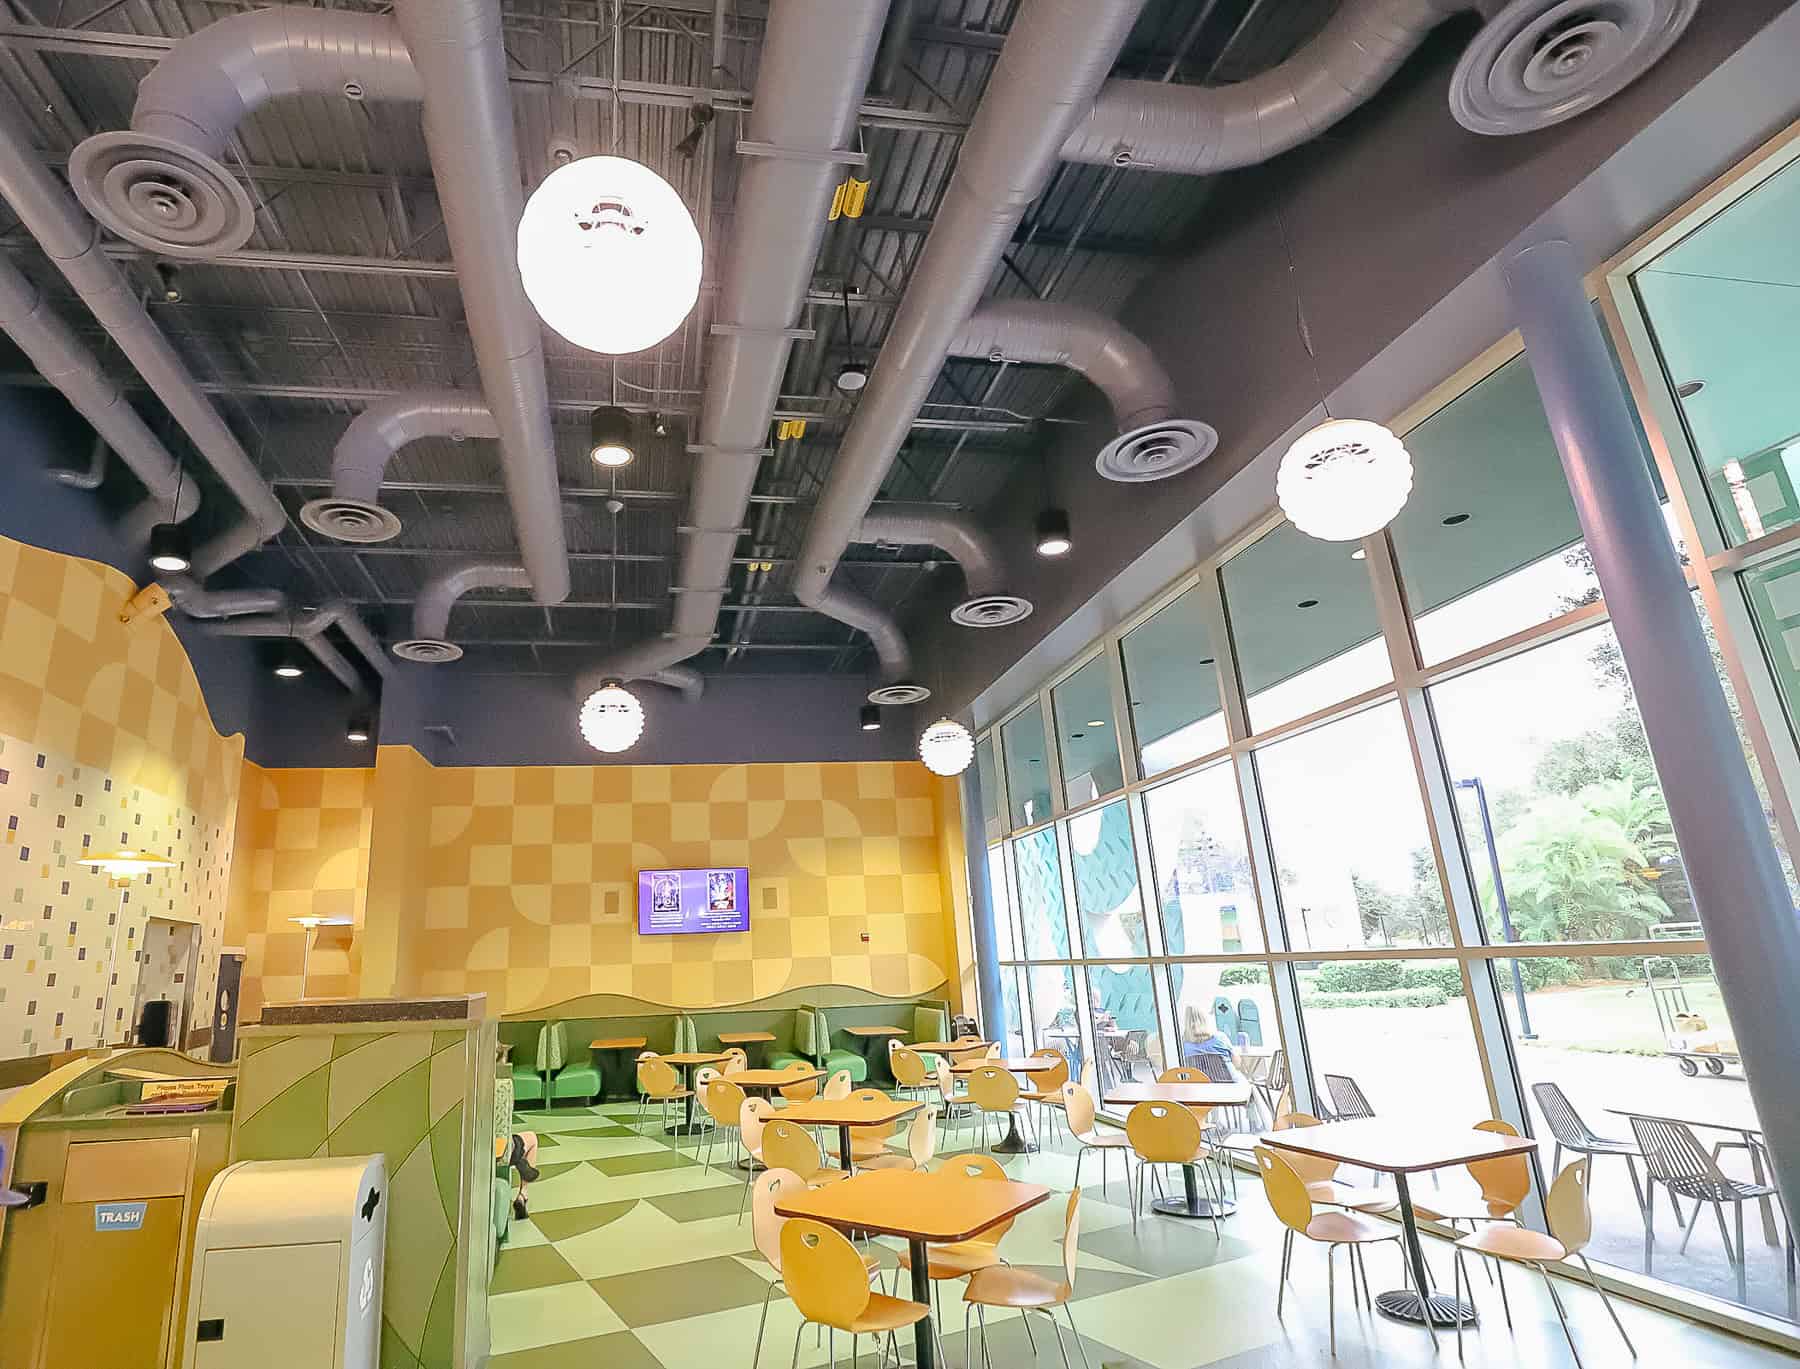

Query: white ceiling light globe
[918,716,975,777]
[1276,418,1414,542]
[518,155,702,356]
[579,681,646,754]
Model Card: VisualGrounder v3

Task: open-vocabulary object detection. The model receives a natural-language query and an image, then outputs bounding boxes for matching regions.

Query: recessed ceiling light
[859,703,881,732]
[1086,719,1106,728]
[1676,380,1705,399]
[1297,599,1319,609]
[1351,548,1366,561]
[147,522,191,574]
[835,362,869,393]
[588,405,636,467]
[1442,513,1471,526]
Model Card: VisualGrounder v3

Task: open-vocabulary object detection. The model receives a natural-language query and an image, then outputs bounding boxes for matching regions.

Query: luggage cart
[1643,954,1741,1078]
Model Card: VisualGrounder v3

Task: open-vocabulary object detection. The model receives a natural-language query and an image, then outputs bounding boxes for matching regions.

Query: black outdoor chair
[1193,1052,1234,1084]
[1630,1115,1791,1306]
[1322,1072,1377,1121]
[1531,1081,1649,1224]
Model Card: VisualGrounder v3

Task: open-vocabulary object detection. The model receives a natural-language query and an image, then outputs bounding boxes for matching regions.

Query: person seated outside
[1181,1006,1237,1072]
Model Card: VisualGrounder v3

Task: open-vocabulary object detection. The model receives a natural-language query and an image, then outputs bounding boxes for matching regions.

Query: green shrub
[1311,986,1448,1010]
[1399,964,1466,997]
[1217,966,1264,988]
[1314,960,1405,994]
[1517,957,1581,990]
[1594,953,1714,983]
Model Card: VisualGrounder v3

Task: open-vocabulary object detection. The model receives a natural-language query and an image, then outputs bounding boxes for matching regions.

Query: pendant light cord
[1273,199,1332,422]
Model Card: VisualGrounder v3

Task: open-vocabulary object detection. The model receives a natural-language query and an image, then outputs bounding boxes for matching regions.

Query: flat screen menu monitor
[637,867,750,935]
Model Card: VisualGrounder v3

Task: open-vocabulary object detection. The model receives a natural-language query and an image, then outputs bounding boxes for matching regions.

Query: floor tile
[490,1243,584,1295]
[500,1217,549,1249]
[1070,1258,1282,1367]
[489,1281,625,1355]
[646,1181,753,1224]
[490,1328,663,1369]
[529,1199,640,1242]
[591,1253,778,1328]
[557,1200,758,1281]
[592,1149,698,1177]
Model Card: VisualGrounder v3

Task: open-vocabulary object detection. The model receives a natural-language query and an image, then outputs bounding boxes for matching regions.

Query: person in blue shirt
[1181,1005,1236,1070]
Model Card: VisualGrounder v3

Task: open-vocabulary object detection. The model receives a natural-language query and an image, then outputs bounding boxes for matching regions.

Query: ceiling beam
[858,213,1169,258]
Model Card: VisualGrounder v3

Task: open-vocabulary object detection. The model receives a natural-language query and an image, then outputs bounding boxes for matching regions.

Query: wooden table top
[779,1094,924,1128]
[843,1025,908,1037]
[951,1056,1056,1075]
[590,1036,648,1050]
[731,1067,824,1089]
[1261,1118,1539,1174]
[912,1040,992,1055]
[715,1031,776,1044]
[661,1051,730,1066]
[774,1168,1049,1244]
[1106,1081,1254,1108]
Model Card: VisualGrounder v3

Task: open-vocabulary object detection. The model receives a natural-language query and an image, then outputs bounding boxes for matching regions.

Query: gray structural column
[960,765,1005,1038]
[1505,235,1800,1227]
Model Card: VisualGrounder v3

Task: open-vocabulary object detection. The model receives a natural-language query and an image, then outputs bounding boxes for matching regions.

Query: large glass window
[976,734,1002,840]
[1083,964,1167,1091]
[986,845,1017,962]
[1012,826,1071,960]
[1221,523,1390,734]
[1144,762,1262,954]
[1633,154,1800,548]
[1001,702,1053,829]
[1256,702,1450,950]
[999,965,1027,1058]
[1169,962,1276,1076]
[1120,585,1226,775]
[1068,800,1148,958]
[1024,964,1081,1075]
[1051,656,1123,805]
[1391,355,1598,663]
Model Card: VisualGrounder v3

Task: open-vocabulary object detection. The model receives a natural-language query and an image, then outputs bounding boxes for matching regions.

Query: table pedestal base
[990,1115,1036,1155]
[1151,1195,1236,1218]
[1374,1289,1477,1327]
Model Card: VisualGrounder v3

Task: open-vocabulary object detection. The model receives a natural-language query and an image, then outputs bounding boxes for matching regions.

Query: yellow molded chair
[1157,1066,1205,1084]
[700,1077,749,1172]
[1063,1081,1130,1201]
[962,1188,1091,1369]
[860,1105,939,1172]
[894,1153,1016,1312]
[738,1097,778,1223]
[847,1089,901,1166]
[750,1169,883,1368]
[933,1057,971,1143]
[967,1065,1026,1151]
[1414,1119,1531,1228]
[783,1217,932,1369]
[723,1047,750,1075]
[763,1118,846,1187]
[635,1054,691,1131]
[823,1069,854,1102]
[778,1059,822,1104]
[1452,1158,1636,1367]
[889,1044,931,1100]
[1019,1048,1070,1147]
[1125,1100,1222,1238]
[1257,1145,1403,1357]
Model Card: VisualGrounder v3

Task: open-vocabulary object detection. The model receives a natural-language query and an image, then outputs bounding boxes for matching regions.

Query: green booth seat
[811,1006,870,1083]
[767,1005,816,1072]
[510,1025,550,1105]
[544,1022,602,1105]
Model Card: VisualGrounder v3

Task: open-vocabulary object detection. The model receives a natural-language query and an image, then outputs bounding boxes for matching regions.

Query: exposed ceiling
[0,0,1336,683]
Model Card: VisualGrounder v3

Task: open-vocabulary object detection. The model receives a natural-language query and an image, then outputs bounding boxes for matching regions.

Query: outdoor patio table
[1106,1080,1255,1217]
[1263,1118,1538,1340]
[1608,1105,1780,1245]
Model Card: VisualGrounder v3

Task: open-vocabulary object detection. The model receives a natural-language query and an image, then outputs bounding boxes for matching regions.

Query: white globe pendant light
[1276,418,1414,542]
[579,680,646,754]
[518,155,702,356]
[918,716,975,777]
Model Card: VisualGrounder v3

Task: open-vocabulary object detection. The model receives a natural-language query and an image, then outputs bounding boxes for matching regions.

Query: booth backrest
[913,1004,949,1042]
[792,1007,817,1061]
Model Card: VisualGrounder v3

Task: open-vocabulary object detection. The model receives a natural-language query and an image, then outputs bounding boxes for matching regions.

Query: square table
[708,1067,824,1172]
[657,1051,730,1136]
[589,1036,649,1102]
[911,1039,992,1058]
[1105,1080,1255,1218]
[1263,1118,1539,1336]
[775,1168,1049,1369]
[952,1057,1058,1154]
[715,1030,777,1068]
[777,1093,922,1172]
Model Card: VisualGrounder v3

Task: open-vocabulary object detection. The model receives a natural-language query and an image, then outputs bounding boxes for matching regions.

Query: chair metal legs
[1577,1253,1638,1357]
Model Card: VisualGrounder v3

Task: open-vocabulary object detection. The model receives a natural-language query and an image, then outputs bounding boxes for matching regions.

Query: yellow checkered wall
[413,760,953,1015]
[228,762,374,1020]
[0,533,243,1056]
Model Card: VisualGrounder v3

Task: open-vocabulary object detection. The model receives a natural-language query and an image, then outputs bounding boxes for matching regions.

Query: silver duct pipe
[648,666,705,702]
[204,600,395,686]
[49,436,108,492]
[794,0,1148,692]
[1061,0,1468,173]
[0,117,286,578]
[391,0,569,606]
[947,299,1214,483]
[301,389,498,544]
[856,502,1033,631]
[164,581,286,620]
[66,3,570,604]
[0,256,199,536]
[393,561,531,665]
[574,0,890,686]
[68,7,420,258]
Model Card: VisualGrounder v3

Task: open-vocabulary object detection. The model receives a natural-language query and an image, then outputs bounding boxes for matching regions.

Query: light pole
[1455,777,1533,1039]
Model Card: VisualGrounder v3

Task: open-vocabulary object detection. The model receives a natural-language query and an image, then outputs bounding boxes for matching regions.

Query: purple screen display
[637,867,751,935]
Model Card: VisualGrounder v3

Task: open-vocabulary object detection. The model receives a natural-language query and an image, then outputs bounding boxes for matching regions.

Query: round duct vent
[867,682,931,706]
[951,594,1034,629]
[392,638,464,665]
[300,497,403,544]
[68,131,256,258]
[1450,0,1697,136]
[1096,419,1218,484]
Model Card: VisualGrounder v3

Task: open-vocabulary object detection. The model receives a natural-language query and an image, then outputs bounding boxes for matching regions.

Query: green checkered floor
[491,1102,1791,1369]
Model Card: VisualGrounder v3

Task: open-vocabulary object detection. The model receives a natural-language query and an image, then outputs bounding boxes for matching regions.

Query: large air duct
[0,255,198,538]
[393,561,532,664]
[66,3,571,605]
[856,503,1030,631]
[1059,0,1697,170]
[794,0,1149,691]
[948,300,1214,484]
[571,0,891,692]
[204,600,395,688]
[0,115,286,578]
[302,390,498,544]
[164,582,287,620]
